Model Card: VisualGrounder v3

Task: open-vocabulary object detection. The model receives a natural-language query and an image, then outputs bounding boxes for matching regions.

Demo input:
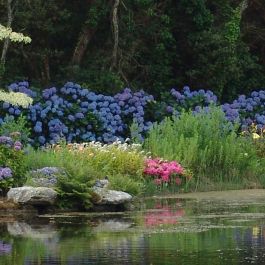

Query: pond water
[1,190,265,265]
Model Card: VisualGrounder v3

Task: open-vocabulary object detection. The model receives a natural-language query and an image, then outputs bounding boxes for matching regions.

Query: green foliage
[130,120,143,144]
[23,146,60,170]
[179,0,265,100]
[0,115,31,145]
[24,141,146,208]
[144,107,264,189]
[144,177,193,195]
[1,0,264,104]
[56,172,95,210]
[24,146,101,210]
[0,144,26,189]
[108,174,144,195]
[76,141,145,180]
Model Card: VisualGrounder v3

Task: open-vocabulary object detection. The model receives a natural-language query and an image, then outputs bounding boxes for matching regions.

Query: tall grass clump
[144,106,264,190]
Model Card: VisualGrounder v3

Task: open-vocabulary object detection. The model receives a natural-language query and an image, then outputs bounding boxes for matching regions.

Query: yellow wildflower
[252,133,260,139]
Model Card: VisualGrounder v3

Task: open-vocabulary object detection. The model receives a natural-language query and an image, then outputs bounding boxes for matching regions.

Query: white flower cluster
[50,139,144,155]
[0,90,33,108]
[89,139,142,152]
[0,24,31,44]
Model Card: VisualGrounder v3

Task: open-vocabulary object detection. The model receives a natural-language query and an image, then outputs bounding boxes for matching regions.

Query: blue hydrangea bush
[1,81,265,146]
[2,82,155,145]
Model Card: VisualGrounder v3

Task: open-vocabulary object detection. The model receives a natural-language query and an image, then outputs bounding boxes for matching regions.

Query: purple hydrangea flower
[0,136,13,146]
[0,167,12,179]
[14,141,22,151]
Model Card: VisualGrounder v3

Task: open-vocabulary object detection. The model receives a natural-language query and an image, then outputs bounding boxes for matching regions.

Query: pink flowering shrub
[144,158,191,190]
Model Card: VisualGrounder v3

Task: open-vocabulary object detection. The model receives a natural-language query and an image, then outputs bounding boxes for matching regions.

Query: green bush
[144,107,264,190]
[108,174,144,196]
[0,137,26,191]
[0,115,31,145]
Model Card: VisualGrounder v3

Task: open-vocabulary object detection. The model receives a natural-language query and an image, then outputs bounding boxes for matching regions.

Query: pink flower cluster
[144,158,184,185]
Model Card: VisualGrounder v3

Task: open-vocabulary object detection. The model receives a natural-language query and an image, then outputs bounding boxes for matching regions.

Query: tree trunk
[1,0,15,65]
[110,0,120,70]
[71,27,96,66]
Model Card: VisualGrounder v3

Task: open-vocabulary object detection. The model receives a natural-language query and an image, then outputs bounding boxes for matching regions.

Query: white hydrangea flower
[0,24,31,44]
[0,90,33,108]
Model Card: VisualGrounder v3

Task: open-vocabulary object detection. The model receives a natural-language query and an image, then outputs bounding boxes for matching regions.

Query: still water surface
[1,191,265,265]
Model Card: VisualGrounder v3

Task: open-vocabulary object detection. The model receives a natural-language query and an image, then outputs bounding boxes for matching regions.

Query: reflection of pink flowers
[144,158,187,186]
[144,206,185,227]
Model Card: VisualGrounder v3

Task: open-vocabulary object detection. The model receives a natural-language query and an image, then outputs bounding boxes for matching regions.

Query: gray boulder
[26,167,62,188]
[7,187,57,206]
[93,187,132,205]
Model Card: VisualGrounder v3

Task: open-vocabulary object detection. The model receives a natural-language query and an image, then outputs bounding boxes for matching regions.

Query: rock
[93,187,132,205]
[7,187,57,206]
[26,167,62,188]
[93,178,109,189]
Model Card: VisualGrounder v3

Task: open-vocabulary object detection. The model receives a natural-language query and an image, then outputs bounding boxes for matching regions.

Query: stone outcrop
[7,187,57,206]
[92,179,132,205]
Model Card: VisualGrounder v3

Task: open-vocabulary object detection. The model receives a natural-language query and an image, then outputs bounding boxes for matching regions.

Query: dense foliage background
[0,0,264,100]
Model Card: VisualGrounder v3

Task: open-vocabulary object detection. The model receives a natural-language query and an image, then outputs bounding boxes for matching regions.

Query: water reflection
[144,202,185,227]
[0,241,11,255]
[0,197,265,264]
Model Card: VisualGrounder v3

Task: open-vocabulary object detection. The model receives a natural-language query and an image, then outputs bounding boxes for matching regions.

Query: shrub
[76,140,145,180]
[108,174,144,195]
[55,170,96,210]
[222,90,265,128]
[143,158,192,192]
[0,115,31,145]
[0,136,26,191]
[1,81,265,147]
[3,82,154,146]
[144,107,263,189]
[241,124,265,158]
